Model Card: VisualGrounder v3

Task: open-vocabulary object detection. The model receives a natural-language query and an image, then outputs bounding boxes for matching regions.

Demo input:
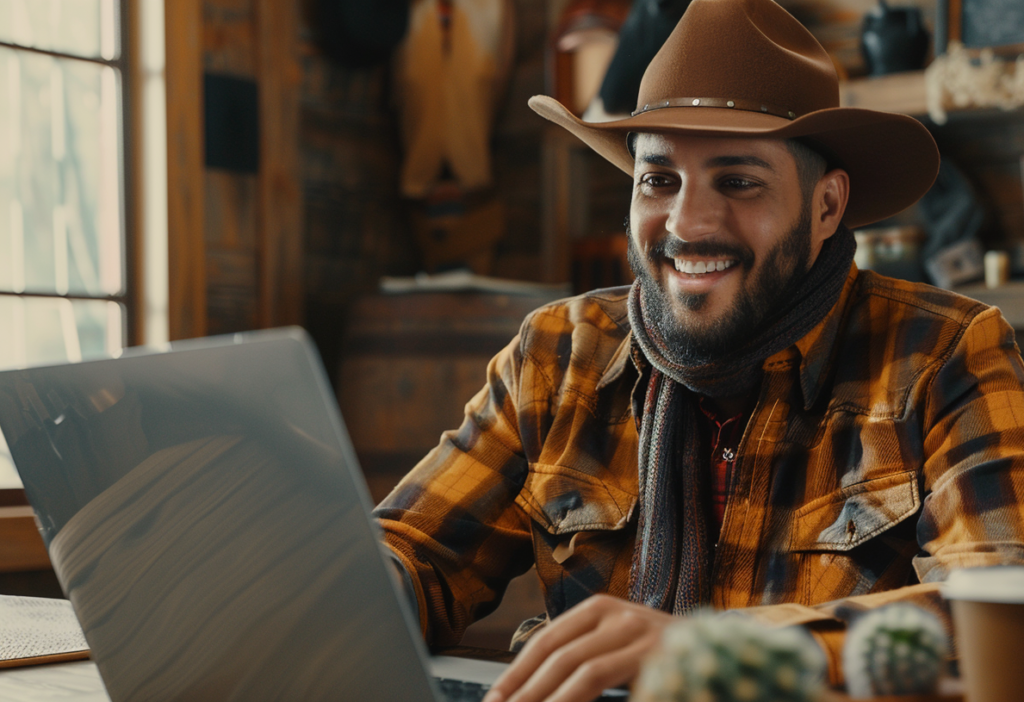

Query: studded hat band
[631,97,798,121]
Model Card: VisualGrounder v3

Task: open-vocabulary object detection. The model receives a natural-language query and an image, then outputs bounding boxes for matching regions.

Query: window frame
[0,0,140,349]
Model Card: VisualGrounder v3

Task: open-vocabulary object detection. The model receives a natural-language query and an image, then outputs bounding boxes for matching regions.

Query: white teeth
[674,259,735,275]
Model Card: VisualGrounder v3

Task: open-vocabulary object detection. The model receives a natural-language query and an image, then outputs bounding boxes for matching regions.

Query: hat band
[631,97,798,121]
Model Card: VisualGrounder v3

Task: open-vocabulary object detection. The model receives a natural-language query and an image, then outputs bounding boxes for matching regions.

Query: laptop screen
[0,329,438,702]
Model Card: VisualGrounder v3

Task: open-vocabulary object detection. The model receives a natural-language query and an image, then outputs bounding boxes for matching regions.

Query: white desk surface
[0,661,109,702]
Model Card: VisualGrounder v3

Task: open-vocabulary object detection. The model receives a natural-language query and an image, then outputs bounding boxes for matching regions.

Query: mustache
[624,218,755,268]
[655,237,753,264]
[624,217,754,267]
[636,236,755,272]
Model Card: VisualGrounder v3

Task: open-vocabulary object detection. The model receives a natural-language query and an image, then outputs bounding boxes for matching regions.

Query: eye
[638,173,676,190]
[718,176,763,193]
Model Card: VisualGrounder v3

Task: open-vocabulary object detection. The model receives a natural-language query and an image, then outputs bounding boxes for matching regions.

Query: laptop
[0,328,608,701]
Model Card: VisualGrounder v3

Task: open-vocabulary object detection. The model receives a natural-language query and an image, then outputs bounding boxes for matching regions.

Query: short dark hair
[786,138,828,202]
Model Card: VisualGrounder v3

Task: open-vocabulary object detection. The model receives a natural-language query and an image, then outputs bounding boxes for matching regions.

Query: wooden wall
[199,0,304,337]
[177,0,1024,362]
[185,0,573,378]
[296,0,569,380]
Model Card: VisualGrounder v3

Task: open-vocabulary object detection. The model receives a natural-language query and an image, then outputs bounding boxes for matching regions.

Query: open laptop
[0,328,628,701]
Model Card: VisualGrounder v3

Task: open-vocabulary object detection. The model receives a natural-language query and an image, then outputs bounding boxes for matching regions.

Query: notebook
[0,595,89,668]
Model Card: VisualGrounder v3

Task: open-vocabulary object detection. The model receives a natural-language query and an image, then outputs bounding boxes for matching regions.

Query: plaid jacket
[375,265,1024,680]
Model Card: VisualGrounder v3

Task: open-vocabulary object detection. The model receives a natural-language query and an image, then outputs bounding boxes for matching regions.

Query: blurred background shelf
[840,71,929,116]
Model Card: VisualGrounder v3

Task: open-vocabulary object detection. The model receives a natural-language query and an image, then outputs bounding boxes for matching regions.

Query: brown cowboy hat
[529,0,939,229]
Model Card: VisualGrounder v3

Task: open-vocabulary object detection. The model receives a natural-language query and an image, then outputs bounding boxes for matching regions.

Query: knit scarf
[626,225,856,614]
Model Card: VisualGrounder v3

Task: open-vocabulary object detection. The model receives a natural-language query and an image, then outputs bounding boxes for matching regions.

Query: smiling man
[374,0,1024,700]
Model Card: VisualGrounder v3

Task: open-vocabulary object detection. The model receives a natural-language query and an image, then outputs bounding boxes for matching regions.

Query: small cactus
[633,613,827,702]
[842,604,950,698]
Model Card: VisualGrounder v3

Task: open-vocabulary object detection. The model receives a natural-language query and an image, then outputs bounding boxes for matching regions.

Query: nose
[665,179,720,241]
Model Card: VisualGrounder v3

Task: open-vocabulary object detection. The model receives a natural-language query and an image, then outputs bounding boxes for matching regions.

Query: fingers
[506,608,653,702]
[485,595,614,701]
[544,625,663,702]
[483,595,673,702]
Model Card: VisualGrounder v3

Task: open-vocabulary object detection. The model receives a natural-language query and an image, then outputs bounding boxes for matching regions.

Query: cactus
[633,613,827,702]
[842,604,949,698]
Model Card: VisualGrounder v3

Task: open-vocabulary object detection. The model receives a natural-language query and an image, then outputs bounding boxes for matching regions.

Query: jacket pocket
[515,463,636,536]
[789,470,921,603]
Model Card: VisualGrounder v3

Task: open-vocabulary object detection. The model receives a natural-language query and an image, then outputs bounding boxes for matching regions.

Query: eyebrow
[707,155,774,171]
[638,154,675,167]
[636,153,777,171]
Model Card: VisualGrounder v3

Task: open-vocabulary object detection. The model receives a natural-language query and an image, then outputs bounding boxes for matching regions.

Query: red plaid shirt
[697,398,749,537]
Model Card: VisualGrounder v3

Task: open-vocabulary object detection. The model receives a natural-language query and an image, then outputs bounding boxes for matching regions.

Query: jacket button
[846,519,857,541]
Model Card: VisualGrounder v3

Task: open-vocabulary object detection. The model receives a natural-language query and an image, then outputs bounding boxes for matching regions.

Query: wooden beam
[255,0,304,328]
[122,0,142,347]
[164,0,207,340]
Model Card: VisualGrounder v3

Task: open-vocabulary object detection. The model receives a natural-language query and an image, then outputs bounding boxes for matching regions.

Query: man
[374,0,1024,699]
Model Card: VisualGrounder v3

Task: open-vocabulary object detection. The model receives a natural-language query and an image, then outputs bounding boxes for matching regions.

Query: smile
[672,258,737,275]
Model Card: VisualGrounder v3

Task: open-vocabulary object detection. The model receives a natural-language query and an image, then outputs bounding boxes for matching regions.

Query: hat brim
[529,95,939,229]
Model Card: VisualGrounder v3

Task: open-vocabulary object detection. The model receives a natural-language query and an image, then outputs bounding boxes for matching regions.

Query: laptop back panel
[0,329,438,702]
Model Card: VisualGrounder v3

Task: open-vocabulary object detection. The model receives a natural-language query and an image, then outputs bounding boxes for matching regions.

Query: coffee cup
[943,566,1024,702]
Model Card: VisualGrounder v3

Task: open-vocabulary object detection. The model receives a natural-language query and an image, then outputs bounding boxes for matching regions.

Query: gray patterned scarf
[626,225,856,614]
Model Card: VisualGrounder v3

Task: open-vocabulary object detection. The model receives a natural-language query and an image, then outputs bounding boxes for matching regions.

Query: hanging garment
[312,0,410,68]
[395,0,514,198]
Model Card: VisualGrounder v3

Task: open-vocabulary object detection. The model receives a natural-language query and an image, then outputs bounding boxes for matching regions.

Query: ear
[812,168,850,243]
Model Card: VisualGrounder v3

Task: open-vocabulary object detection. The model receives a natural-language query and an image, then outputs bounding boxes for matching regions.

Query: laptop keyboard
[435,677,491,701]
[433,677,631,701]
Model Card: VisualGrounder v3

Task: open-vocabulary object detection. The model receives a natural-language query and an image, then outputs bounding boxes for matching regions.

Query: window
[0,0,134,487]
[0,0,131,367]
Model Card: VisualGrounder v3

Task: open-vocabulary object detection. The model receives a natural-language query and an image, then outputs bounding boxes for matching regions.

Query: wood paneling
[255,0,304,328]
[202,1,258,335]
[166,0,208,340]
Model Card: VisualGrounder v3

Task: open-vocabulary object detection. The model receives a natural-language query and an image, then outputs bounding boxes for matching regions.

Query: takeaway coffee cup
[944,566,1024,702]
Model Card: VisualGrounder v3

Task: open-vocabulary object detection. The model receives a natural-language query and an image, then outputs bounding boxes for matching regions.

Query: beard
[626,207,813,365]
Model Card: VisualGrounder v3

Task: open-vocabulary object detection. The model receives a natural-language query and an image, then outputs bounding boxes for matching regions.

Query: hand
[481,594,674,702]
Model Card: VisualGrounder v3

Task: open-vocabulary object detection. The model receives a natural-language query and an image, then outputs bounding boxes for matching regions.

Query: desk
[0,657,966,702]
[0,661,109,702]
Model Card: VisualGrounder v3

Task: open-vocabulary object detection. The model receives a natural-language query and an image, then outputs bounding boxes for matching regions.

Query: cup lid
[943,566,1024,603]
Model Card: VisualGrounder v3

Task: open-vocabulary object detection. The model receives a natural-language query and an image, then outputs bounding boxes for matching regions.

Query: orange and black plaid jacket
[374,265,1024,680]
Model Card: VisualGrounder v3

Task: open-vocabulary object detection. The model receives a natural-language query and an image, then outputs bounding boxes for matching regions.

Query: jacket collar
[597,332,634,390]
[791,262,860,410]
[599,262,860,408]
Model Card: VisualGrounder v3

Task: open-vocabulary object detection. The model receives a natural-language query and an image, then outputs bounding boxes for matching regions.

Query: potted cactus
[632,613,827,702]
[842,604,950,698]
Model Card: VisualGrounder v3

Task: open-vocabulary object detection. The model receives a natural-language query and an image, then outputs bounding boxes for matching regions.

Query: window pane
[0,296,123,369]
[0,0,117,60]
[0,47,123,296]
